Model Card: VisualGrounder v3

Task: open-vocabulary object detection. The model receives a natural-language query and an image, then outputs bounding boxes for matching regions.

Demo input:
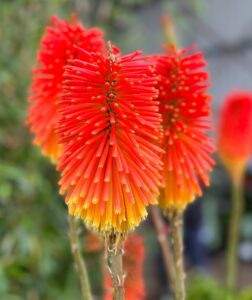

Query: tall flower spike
[217,91,252,182]
[104,234,146,300]
[154,46,215,211]
[27,15,105,162]
[57,45,163,233]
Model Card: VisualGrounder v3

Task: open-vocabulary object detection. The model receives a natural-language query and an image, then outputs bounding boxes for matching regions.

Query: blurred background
[0,0,252,299]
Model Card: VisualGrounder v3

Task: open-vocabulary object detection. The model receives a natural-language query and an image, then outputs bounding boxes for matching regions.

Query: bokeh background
[1,0,252,299]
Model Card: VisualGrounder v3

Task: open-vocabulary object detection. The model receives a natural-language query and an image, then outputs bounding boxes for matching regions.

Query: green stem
[168,210,185,300]
[68,215,92,300]
[162,16,178,48]
[106,234,125,300]
[150,206,176,294]
[226,178,244,292]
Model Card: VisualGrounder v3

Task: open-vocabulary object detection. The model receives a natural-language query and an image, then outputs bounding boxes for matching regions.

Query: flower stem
[226,178,244,292]
[162,16,178,48]
[106,234,125,300]
[168,210,185,300]
[68,215,92,300]
[150,206,176,294]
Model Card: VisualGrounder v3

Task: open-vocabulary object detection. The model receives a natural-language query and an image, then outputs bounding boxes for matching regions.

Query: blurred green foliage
[188,275,252,300]
[187,275,228,300]
[238,288,252,300]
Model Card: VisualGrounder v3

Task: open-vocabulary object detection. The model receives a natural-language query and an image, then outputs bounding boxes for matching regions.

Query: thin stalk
[150,206,176,294]
[106,234,125,300]
[162,16,178,48]
[226,178,244,292]
[168,210,185,300]
[68,215,92,300]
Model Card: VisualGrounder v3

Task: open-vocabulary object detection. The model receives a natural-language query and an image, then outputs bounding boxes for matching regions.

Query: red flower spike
[153,46,215,211]
[217,91,252,182]
[85,231,103,253]
[27,15,105,162]
[57,46,163,233]
[104,234,145,300]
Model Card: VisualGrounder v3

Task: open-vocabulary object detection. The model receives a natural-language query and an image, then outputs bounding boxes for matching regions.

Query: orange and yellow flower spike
[153,46,215,211]
[217,91,252,183]
[57,45,163,233]
[27,15,105,162]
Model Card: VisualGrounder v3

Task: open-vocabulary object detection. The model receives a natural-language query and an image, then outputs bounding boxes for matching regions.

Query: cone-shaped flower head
[154,46,215,211]
[27,15,105,162]
[217,91,252,182]
[104,234,145,300]
[57,45,163,233]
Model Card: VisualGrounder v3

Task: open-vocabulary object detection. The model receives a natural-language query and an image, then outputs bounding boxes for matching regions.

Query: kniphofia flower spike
[57,44,163,233]
[27,15,105,162]
[154,46,215,211]
[217,91,252,182]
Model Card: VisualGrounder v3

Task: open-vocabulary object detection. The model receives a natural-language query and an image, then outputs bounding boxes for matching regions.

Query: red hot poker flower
[104,234,145,300]
[85,231,103,253]
[27,15,105,162]
[217,91,252,182]
[154,46,215,211]
[57,46,163,233]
